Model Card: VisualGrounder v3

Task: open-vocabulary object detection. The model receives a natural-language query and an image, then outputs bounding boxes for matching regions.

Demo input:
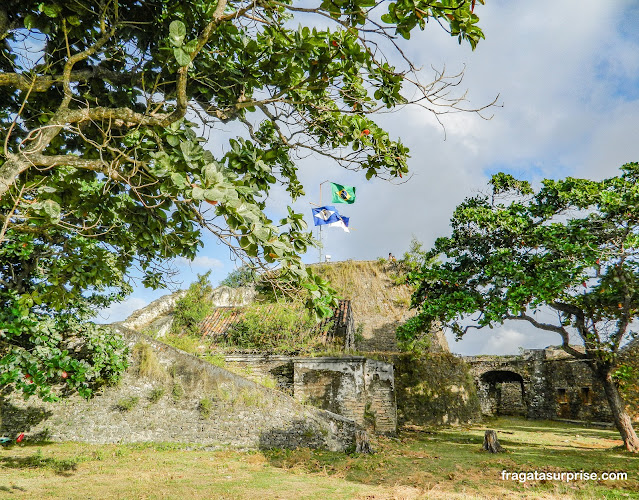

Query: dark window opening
[557,388,568,404]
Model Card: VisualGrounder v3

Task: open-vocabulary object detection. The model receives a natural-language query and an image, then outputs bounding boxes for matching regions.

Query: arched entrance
[478,370,527,416]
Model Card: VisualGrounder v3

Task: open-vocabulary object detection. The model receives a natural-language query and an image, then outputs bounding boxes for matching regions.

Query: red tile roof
[317,299,351,334]
[198,307,244,338]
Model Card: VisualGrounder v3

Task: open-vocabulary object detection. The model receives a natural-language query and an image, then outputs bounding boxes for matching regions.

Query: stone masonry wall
[225,355,397,434]
[224,355,295,395]
[385,353,482,426]
[0,327,358,451]
[293,357,397,435]
[546,358,612,422]
[467,349,614,423]
[363,359,397,433]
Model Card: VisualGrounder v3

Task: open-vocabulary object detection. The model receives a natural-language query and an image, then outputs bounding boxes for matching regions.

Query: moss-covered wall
[379,353,481,426]
[0,328,359,451]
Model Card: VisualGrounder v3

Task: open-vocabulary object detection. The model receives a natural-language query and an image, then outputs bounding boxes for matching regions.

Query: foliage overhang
[0,0,489,399]
[406,165,639,360]
[403,164,639,450]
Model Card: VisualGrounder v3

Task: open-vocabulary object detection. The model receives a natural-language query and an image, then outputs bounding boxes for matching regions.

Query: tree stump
[355,429,373,454]
[482,430,504,453]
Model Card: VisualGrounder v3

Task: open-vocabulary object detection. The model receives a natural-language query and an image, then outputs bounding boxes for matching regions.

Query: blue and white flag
[327,215,350,233]
[312,206,340,226]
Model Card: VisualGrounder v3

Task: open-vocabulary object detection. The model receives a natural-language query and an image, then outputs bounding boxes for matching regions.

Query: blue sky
[98,0,639,355]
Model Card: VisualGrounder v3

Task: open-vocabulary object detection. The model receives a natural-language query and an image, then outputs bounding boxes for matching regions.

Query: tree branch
[504,313,588,359]
[0,67,141,92]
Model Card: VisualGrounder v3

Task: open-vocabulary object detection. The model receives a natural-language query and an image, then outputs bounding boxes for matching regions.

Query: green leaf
[169,20,186,47]
[192,186,205,200]
[42,4,62,18]
[183,39,198,54]
[173,47,191,66]
[24,14,37,30]
[171,173,187,189]
[252,226,269,241]
[42,200,61,220]
[203,188,224,201]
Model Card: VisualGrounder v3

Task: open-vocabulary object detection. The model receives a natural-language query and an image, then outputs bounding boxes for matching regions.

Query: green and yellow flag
[330,182,356,204]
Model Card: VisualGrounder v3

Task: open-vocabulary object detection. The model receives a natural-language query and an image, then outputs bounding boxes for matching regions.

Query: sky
[97,0,639,355]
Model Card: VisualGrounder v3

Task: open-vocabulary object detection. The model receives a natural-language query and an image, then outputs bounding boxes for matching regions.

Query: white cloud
[119,0,639,356]
[93,297,147,324]
[177,256,224,269]
[446,322,561,356]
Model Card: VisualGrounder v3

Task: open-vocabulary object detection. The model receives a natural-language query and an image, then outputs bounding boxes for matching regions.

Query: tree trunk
[482,430,504,453]
[355,429,373,454]
[597,365,639,452]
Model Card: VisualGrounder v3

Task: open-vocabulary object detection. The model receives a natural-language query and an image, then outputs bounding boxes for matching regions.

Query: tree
[1,0,491,400]
[171,272,214,336]
[219,265,256,288]
[403,165,639,452]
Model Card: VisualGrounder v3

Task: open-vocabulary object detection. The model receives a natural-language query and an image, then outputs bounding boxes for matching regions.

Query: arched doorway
[478,370,527,416]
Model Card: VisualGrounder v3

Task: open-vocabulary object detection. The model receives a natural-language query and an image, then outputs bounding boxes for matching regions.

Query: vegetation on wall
[223,302,325,354]
[219,266,256,289]
[1,0,491,400]
[315,259,434,352]
[388,353,481,426]
[617,342,639,420]
[389,237,437,285]
[170,273,215,336]
[314,260,380,299]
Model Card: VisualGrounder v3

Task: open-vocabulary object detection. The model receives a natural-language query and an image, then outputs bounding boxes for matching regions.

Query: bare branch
[504,313,588,359]
[0,67,141,92]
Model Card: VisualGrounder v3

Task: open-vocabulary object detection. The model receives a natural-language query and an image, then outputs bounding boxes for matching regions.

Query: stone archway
[478,370,527,417]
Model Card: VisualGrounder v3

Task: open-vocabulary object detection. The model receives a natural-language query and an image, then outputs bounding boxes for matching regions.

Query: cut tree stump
[355,429,373,453]
[482,430,505,453]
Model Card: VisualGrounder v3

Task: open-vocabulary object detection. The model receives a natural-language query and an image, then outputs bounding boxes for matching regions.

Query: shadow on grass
[481,416,625,440]
[0,485,27,493]
[420,428,626,457]
[0,452,79,476]
[261,417,639,495]
[498,424,618,440]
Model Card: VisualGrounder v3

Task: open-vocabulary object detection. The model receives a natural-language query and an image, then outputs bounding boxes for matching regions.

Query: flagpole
[317,180,332,263]
[319,179,330,206]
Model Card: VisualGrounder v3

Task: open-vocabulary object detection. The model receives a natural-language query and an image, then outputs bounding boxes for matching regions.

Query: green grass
[133,342,168,382]
[114,396,139,412]
[1,417,637,499]
[148,387,165,404]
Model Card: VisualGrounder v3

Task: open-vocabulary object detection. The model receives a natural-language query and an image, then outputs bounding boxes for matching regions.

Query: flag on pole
[327,215,350,233]
[330,182,356,204]
[312,206,340,226]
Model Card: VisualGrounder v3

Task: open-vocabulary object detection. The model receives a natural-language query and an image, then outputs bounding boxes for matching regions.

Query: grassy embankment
[1,417,637,499]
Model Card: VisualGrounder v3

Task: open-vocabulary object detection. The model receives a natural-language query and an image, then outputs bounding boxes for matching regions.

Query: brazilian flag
[330,182,356,204]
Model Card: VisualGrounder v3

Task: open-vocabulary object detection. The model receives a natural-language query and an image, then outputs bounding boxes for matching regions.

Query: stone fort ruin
[1,260,636,449]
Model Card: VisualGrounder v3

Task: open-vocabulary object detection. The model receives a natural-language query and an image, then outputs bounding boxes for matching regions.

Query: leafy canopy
[404,164,639,363]
[219,266,256,289]
[404,164,639,451]
[171,272,215,336]
[0,0,488,399]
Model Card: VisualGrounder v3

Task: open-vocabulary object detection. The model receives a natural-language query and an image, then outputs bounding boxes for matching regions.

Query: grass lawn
[0,417,637,499]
